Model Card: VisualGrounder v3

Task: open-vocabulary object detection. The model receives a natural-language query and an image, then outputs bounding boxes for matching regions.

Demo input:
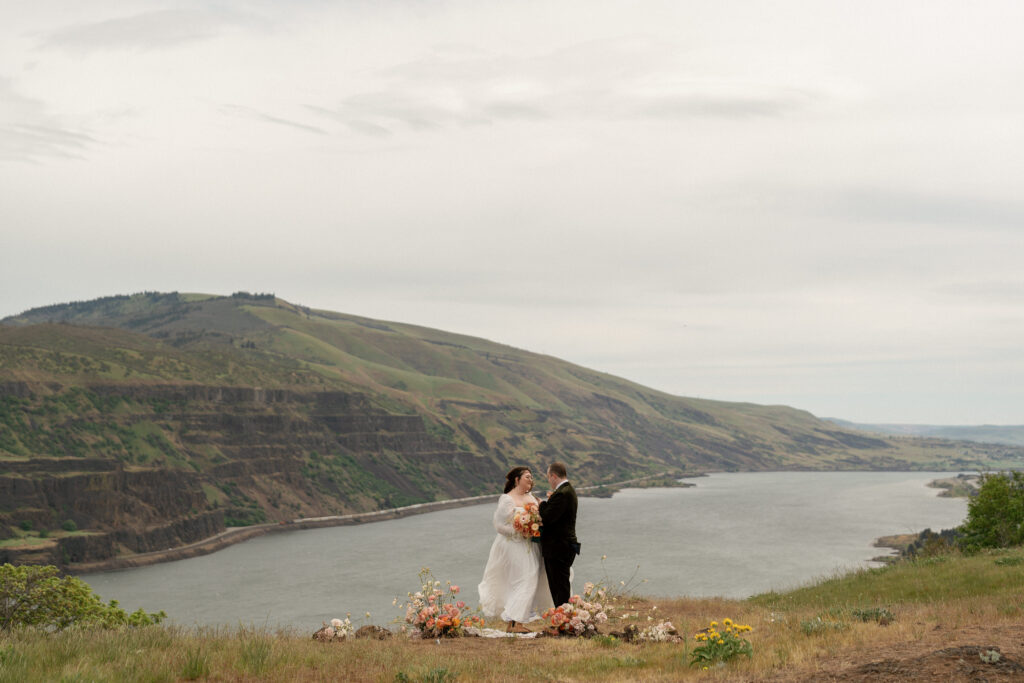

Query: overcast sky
[2,1,1022,425]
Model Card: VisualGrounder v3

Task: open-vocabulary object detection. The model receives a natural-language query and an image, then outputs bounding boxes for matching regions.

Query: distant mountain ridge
[3,292,1022,568]
[826,419,1024,448]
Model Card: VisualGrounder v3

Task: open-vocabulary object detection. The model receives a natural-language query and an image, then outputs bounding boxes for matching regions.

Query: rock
[354,625,392,640]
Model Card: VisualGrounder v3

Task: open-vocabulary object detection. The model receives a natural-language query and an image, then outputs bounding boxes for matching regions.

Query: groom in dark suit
[538,461,580,607]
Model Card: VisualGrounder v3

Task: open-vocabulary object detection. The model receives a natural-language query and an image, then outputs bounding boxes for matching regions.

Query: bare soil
[766,624,1024,682]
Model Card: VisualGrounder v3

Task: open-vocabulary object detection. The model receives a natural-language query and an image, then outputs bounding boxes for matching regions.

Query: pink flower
[456,601,466,609]
[451,585,460,593]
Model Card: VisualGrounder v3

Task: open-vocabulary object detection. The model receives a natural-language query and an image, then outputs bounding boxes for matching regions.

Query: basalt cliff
[2,292,1020,569]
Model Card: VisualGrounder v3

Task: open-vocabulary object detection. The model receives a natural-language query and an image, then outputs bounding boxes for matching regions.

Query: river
[79,471,968,630]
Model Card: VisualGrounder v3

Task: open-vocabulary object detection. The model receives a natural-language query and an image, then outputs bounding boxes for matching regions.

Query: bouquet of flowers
[638,620,679,642]
[542,592,608,636]
[314,616,354,642]
[398,568,485,638]
[512,502,542,540]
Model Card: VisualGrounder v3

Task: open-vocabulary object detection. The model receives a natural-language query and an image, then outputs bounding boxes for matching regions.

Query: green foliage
[395,668,458,683]
[238,634,273,674]
[0,564,165,630]
[689,618,753,668]
[994,556,1023,566]
[959,471,1024,551]
[61,519,78,532]
[850,606,894,623]
[18,521,32,532]
[181,647,210,680]
[799,616,848,635]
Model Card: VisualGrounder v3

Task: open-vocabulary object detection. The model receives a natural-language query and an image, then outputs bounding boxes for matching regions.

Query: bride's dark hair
[503,466,531,494]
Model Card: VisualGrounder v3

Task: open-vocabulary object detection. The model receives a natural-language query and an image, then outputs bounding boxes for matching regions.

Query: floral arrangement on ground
[397,568,485,638]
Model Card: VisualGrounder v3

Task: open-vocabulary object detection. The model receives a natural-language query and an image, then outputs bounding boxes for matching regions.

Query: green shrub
[850,607,894,624]
[0,564,165,630]
[959,471,1024,552]
[61,520,78,532]
[800,616,848,635]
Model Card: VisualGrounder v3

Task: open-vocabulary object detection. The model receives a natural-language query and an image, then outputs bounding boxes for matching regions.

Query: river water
[79,471,968,629]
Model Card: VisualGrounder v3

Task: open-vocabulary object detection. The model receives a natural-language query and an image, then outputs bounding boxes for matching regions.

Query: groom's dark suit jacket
[538,481,579,564]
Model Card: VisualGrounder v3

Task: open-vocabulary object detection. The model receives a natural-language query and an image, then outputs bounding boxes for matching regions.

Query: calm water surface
[80,472,968,629]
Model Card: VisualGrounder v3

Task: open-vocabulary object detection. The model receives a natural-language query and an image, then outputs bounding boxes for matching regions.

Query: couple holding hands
[477,462,580,633]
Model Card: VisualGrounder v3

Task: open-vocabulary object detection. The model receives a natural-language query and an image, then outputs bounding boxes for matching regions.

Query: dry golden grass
[2,548,1024,682]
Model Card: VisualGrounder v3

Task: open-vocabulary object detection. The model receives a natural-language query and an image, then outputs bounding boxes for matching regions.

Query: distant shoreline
[870,473,976,562]
[69,471,689,575]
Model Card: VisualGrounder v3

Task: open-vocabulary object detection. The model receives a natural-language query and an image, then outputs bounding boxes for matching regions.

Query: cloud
[39,9,239,53]
[638,85,821,120]
[0,78,96,162]
[220,105,328,136]
[309,39,825,136]
[830,188,1024,232]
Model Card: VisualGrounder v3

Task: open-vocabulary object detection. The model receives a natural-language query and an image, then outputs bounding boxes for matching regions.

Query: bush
[0,564,166,630]
[61,520,78,532]
[959,471,1024,552]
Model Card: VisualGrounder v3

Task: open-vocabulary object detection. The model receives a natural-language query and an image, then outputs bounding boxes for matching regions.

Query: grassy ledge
[3,547,1024,681]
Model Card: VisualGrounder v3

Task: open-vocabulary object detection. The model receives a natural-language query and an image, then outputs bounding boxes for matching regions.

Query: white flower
[331,618,343,628]
[324,627,335,638]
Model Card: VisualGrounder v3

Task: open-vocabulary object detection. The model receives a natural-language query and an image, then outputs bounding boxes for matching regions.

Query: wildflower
[451,585,460,593]
[601,555,607,560]
[365,612,371,618]
[331,618,343,628]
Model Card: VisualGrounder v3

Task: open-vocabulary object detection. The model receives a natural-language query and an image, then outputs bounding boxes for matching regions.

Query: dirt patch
[771,624,1024,682]
[832,646,1024,682]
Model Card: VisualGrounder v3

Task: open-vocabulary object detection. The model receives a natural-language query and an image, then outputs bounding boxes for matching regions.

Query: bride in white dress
[477,467,553,633]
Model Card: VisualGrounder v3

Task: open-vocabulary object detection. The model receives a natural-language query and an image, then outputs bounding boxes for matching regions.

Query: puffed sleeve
[493,494,516,537]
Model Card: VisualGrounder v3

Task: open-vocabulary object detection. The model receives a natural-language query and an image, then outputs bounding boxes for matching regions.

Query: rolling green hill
[2,292,1021,567]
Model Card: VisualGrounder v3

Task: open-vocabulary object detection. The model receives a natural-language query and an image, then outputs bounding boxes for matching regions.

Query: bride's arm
[492,494,516,536]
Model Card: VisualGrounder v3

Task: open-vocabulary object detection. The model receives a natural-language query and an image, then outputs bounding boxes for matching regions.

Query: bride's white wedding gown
[477,493,553,623]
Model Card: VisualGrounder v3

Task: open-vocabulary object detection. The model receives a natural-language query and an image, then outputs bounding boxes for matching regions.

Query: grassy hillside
[829,418,1024,447]
[5,291,1018,474]
[2,292,1022,566]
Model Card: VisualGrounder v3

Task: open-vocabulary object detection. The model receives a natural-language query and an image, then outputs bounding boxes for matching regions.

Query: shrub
[959,471,1024,552]
[800,616,847,635]
[689,618,753,667]
[850,607,894,624]
[61,520,78,532]
[0,564,165,630]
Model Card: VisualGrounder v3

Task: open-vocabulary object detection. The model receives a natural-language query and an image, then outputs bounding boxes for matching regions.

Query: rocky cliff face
[0,382,502,568]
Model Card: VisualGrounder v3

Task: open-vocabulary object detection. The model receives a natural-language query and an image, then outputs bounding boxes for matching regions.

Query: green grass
[4,548,1024,681]
[750,548,1024,610]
